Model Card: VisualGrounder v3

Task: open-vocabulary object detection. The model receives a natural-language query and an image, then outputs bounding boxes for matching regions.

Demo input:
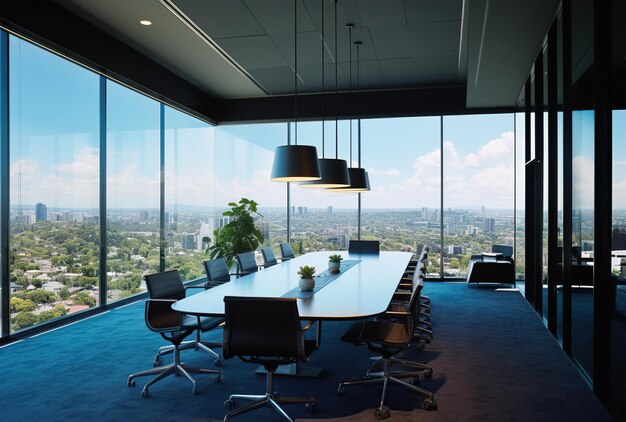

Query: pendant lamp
[270,0,321,182]
[328,26,370,192]
[299,0,350,189]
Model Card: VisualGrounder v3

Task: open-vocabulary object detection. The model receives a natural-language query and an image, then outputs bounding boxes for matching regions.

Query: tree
[38,305,68,323]
[10,297,36,313]
[27,289,58,305]
[72,291,96,307]
[12,311,38,331]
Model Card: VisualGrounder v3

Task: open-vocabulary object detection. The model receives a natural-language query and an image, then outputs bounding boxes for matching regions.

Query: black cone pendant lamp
[270,0,321,182]
[328,27,370,192]
[299,0,350,189]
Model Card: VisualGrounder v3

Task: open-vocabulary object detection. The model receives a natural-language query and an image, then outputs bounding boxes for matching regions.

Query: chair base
[129,346,222,396]
[337,358,436,418]
[155,337,222,366]
[224,369,315,422]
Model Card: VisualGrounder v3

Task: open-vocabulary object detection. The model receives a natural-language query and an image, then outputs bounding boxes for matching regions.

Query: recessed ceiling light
[139,20,152,26]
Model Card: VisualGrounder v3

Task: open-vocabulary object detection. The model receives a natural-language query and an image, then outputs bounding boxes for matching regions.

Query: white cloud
[368,167,401,176]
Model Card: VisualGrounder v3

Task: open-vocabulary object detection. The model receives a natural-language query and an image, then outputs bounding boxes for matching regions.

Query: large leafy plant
[208,198,264,266]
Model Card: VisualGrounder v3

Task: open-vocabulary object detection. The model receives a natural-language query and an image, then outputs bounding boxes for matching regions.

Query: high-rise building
[421,207,428,220]
[481,205,486,216]
[197,217,231,249]
[35,203,47,222]
[181,234,196,250]
[327,206,333,215]
[613,228,626,250]
[483,218,495,233]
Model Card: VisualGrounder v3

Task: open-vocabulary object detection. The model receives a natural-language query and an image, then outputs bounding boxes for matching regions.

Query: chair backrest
[203,258,230,286]
[236,251,259,274]
[144,269,185,301]
[492,245,513,259]
[279,242,295,260]
[222,296,305,361]
[348,240,380,254]
[261,247,278,267]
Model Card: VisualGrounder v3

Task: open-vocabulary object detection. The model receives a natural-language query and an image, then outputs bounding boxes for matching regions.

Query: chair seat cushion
[341,320,409,346]
[182,314,224,331]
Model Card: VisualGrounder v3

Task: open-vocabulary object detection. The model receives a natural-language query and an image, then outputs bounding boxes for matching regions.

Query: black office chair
[222,296,317,421]
[146,270,223,367]
[235,251,260,277]
[203,257,232,288]
[128,270,222,396]
[279,242,296,261]
[337,274,437,419]
[348,239,380,254]
[261,246,279,268]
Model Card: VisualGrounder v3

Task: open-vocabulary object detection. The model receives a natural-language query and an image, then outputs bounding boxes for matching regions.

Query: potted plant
[328,254,343,274]
[208,198,264,269]
[297,265,316,291]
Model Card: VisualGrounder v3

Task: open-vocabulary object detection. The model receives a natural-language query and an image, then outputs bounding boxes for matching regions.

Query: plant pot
[299,278,315,291]
[328,261,340,274]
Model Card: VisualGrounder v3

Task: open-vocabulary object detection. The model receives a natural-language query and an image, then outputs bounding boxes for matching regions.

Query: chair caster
[141,389,149,398]
[224,399,234,409]
[127,378,136,387]
[214,358,222,366]
[374,405,390,419]
[425,369,433,378]
[421,398,437,410]
[306,401,316,412]
[192,387,199,395]
[215,374,222,383]
[337,385,345,396]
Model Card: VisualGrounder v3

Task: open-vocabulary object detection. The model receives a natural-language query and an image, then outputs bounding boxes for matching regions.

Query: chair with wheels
[235,251,260,277]
[348,240,380,254]
[279,242,296,261]
[203,257,232,288]
[222,296,317,421]
[127,270,222,396]
[261,246,279,268]
[337,274,437,419]
[145,270,223,368]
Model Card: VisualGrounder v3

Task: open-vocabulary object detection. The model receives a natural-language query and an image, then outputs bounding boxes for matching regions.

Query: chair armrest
[301,320,316,331]
[385,310,411,316]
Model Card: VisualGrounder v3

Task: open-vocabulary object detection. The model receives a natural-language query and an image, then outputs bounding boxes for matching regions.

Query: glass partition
[8,36,100,331]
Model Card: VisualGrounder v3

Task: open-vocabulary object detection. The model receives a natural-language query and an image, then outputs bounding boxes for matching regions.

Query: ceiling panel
[355,0,406,26]
[407,21,461,58]
[216,35,288,70]
[369,25,411,60]
[173,0,265,38]
[405,0,463,23]
[244,0,317,34]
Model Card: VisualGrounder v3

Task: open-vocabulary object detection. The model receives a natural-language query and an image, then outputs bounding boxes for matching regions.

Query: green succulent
[328,254,343,263]
[297,265,316,279]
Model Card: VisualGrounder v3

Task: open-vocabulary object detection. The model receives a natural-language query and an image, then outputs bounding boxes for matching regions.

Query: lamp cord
[293,0,298,145]
[348,24,353,167]
[334,0,338,160]
[356,41,361,168]
[321,0,325,158]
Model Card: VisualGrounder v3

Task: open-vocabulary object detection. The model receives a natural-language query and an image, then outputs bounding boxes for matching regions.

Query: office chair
[279,242,296,261]
[127,270,222,396]
[235,251,259,277]
[348,239,380,254]
[261,246,279,268]
[337,281,437,419]
[146,270,223,367]
[203,257,232,288]
[222,296,317,421]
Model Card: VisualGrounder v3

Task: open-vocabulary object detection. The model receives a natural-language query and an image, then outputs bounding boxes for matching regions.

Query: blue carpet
[0,282,614,421]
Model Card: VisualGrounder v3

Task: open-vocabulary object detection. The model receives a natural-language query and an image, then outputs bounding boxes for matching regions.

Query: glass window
[214,122,287,263]
[442,114,515,278]
[361,116,441,276]
[9,36,100,331]
[515,111,526,291]
[106,80,160,301]
[164,106,213,281]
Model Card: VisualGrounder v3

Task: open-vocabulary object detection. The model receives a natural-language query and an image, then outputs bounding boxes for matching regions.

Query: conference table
[172,250,413,376]
[173,251,413,320]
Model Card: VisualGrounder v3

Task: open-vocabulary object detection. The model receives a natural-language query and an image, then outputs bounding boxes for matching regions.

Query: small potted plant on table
[328,254,343,274]
[297,265,316,291]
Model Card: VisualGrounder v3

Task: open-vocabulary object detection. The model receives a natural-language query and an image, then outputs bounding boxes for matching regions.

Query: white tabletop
[172,251,412,320]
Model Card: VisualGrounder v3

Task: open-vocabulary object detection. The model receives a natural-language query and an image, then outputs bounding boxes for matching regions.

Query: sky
[7,32,615,212]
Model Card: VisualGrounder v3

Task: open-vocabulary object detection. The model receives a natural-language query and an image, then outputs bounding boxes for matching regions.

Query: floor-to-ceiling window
[360,117,441,276]
[442,114,515,278]
[164,106,214,280]
[8,36,100,331]
[214,123,287,261]
[106,81,160,301]
[515,111,526,291]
